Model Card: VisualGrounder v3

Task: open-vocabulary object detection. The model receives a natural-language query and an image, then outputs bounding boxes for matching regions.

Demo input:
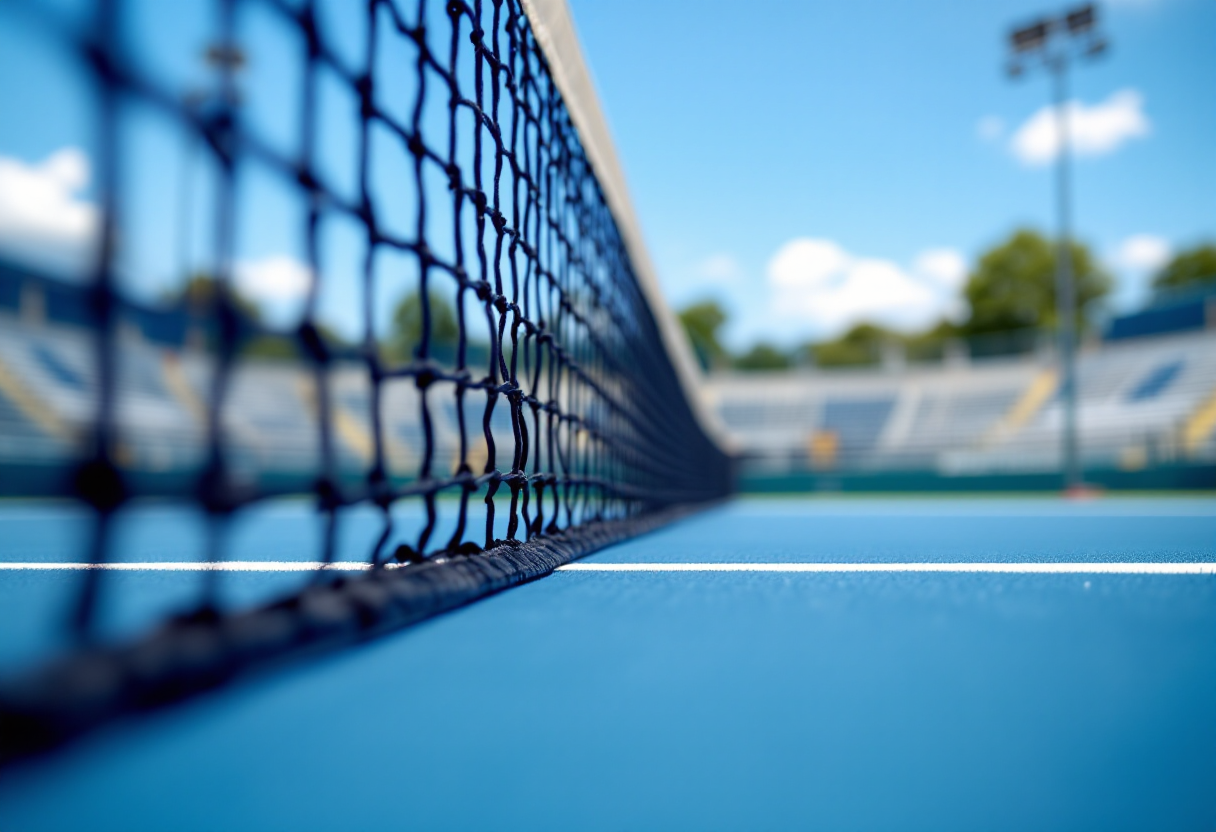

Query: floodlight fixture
[1010,20,1051,53]
[1065,4,1096,34]
[1007,4,1105,69]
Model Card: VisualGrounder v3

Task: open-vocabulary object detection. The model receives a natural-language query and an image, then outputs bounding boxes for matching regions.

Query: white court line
[0,561,1213,574]
[557,562,1216,575]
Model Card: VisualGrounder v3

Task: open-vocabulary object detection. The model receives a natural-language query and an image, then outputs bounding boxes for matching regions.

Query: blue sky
[0,0,472,343]
[567,0,1215,348]
[0,0,1212,350]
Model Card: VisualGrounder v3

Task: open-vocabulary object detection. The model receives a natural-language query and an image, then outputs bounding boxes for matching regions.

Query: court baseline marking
[558,562,1216,574]
[0,562,1214,574]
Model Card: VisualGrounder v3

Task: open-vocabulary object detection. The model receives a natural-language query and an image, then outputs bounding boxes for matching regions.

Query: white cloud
[695,253,742,283]
[0,148,99,274]
[767,238,966,337]
[1109,234,1172,312]
[1010,89,1150,166]
[913,248,968,290]
[768,238,849,290]
[235,255,312,303]
[1114,234,1171,272]
[977,115,1005,142]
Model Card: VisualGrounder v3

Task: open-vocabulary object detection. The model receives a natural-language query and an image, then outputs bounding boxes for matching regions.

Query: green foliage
[171,273,263,323]
[1151,243,1216,295]
[387,289,460,362]
[961,229,1110,335]
[169,273,275,358]
[677,300,729,371]
[733,342,791,371]
[901,319,961,363]
[795,229,1111,368]
[242,323,348,361]
[167,274,351,361]
[805,322,891,368]
[242,335,300,360]
[710,229,1120,371]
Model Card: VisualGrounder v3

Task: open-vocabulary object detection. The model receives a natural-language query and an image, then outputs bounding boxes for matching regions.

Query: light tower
[1005,4,1107,492]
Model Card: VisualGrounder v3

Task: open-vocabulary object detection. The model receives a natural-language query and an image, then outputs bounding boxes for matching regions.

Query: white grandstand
[0,307,518,490]
[705,327,1216,477]
[2,291,1215,490]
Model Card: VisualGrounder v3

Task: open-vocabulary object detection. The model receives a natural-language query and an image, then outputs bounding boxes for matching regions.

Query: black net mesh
[0,0,730,759]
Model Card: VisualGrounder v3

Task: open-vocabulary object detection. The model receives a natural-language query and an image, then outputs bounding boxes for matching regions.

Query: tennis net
[0,0,730,762]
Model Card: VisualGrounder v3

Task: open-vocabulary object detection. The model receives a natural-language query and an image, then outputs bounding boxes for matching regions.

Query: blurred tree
[172,273,263,323]
[962,229,1110,335]
[242,324,348,359]
[1151,243,1216,295]
[805,322,891,368]
[901,319,961,363]
[170,274,275,357]
[734,342,791,371]
[242,335,299,360]
[166,274,347,360]
[677,300,729,371]
[387,289,460,362]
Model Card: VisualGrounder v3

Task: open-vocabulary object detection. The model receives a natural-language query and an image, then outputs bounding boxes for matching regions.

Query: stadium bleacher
[2,259,1215,493]
[0,302,527,493]
[707,327,1216,483]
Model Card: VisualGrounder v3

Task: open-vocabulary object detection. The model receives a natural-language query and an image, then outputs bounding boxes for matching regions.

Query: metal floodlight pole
[1051,54,1081,491]
[1005,4,1106,492]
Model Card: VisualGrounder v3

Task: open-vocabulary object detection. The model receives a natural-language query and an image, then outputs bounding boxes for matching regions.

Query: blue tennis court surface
[1,496,1215,831]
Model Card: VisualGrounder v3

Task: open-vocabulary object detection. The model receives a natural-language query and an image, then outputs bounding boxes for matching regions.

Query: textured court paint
[558,562,1216,574]
[0,507,707,766]
[0,498,1214,832]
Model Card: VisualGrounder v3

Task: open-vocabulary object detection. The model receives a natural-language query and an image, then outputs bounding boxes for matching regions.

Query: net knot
[414,364,438,390]
[314,477,341,512]
[392,544,425,565]
[295,166,318,192]
[83,39,116,83]
[72,455,127,513]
